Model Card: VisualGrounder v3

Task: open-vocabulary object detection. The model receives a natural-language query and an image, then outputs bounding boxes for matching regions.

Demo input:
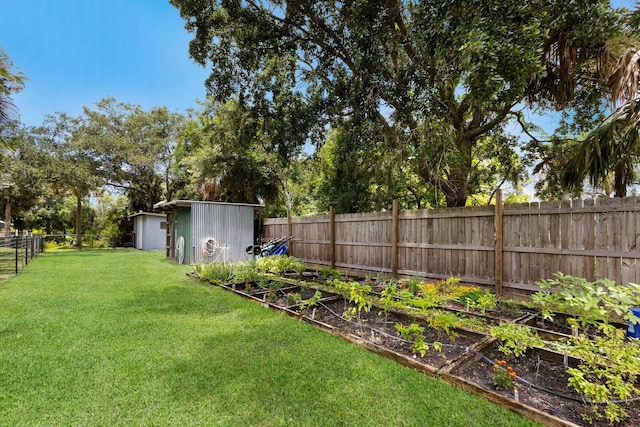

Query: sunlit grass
[0,250,538,426]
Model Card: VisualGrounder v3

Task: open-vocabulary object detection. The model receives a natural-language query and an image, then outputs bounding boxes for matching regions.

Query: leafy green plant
[342,281,372,324]
[318,266,343,280]
[265,289,277,301]
[492,360,518,391]
[489,323,543,357]
[406,277,422,296]
[459,289,497,313]
[426,310,460,339]
[256,255,305,274]
[299,291,322,310]
[567,329,640,424]
[394,322,431,357]
[396,289,441,312]
[235,260,259,283]
[531,273,640,333]
[434,276,461,295]
[287,292,302,306]
[378,284,398,321]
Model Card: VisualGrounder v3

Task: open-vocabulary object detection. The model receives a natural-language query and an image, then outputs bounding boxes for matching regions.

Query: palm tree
[562,6,640,197]
[563,101,640,197]
[0,46,25,144]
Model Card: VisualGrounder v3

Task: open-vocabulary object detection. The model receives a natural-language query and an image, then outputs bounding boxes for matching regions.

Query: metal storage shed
[129,212,166,251]
[153,200,263,265]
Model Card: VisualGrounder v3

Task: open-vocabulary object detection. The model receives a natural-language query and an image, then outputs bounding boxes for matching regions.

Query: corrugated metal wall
[191,202,256,264]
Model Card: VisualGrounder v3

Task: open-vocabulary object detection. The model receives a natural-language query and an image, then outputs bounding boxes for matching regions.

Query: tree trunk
[614,162,628,198]
[4,198,12,237]
[75,193,83,250]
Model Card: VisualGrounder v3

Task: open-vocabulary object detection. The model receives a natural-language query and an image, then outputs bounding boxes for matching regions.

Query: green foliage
[492,360,518,391]
[171,0,621,207]
[407,276,422,296]
[233,260,259,283]
[194,261,237,284]
[336,281,372,324]
[172,99,283,205]
[567,329,640,424]
[395,323,429,357]
[81,98,184,212]
[255,255,305,274]
[458,289,497,313]
[378,283,398,320]
[397,289,441,312]
[0,46,25,142]
[265,289,277,301]
[0,125,49,230]
[286,292,302,306]
[426,310,460,339]
[317,266,343,280]
[194,260,259,285]
[489,323,543,358]
[531,273,640,332]
[299,291,322,311]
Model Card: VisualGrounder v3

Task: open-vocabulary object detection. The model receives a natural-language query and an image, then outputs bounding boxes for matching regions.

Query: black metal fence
[0,233,44,278]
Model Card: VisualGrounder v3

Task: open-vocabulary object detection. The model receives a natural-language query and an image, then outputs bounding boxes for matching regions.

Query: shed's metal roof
[153,200,264,211]
[128,211,166,218]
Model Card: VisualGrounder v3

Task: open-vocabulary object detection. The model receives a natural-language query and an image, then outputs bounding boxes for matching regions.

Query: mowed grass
[0,250,538,426]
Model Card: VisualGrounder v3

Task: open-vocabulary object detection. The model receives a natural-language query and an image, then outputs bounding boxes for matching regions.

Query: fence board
[263,196,640,296]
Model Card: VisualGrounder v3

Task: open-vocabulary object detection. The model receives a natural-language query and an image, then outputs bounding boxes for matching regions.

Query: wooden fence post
[391,200,399,277]
[287,209,293,256]
[330,206,336,269]
[494,189,504,297]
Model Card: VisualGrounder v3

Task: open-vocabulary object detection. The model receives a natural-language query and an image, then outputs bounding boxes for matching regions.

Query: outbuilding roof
[152,200,264,211]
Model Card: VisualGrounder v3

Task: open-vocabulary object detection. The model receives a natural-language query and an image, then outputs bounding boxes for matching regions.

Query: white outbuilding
[129,212,166,251]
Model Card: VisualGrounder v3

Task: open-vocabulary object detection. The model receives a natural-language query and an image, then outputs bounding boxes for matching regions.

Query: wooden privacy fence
[262,192,640,298]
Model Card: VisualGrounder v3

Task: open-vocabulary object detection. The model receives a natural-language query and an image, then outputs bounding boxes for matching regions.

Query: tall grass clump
[194,260,260,284]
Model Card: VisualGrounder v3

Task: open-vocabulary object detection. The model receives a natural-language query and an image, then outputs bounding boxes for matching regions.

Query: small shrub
[531,273,640,332]
[299,291,322,310]
[286,292,302,306]
[235,260,259,283]
[567,329,640,424]
[489,323,543,357]
[44,241,60,250]
[256,255,305,274]
[426,309,460,339]
[318,266,343,280]
[395,322,430,356]
[459,289,497,313]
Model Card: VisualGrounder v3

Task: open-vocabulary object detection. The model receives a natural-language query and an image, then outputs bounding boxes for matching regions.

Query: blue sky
[1,1,637,128]
[1,0,209,127]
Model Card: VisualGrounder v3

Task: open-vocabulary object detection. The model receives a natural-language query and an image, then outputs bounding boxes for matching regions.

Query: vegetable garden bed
[193,259,640,426]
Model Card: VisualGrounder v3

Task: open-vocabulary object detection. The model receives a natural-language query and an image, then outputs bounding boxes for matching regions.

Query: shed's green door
[176,207,192,264]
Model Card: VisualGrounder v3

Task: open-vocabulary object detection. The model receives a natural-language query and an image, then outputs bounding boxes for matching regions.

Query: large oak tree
[171,0,621,207]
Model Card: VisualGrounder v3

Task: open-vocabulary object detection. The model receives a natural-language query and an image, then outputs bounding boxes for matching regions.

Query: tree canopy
[170,0,622,206]
[0,46,26,146]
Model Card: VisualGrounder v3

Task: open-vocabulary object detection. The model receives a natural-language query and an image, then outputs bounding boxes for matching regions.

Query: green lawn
[0,250,538,426]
